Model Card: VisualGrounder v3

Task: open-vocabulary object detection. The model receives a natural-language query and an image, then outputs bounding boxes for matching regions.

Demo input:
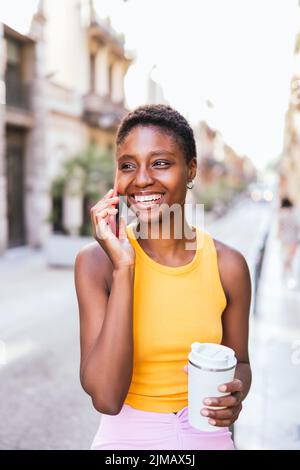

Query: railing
[82,92,107,114]
[82,92,126,129]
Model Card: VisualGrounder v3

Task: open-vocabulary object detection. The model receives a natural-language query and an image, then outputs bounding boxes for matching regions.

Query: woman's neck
[133,217,197,263]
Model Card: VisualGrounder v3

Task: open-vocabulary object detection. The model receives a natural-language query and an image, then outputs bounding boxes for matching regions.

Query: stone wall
[25,19,51,248]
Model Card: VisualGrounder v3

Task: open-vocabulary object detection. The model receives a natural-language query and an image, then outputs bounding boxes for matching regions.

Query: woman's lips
[128,193,165,210]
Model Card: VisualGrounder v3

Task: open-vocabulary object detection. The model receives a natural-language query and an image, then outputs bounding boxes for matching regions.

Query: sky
[1,0,299,170]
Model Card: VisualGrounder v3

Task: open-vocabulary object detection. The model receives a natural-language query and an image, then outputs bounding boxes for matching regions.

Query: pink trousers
[91,404,235,450]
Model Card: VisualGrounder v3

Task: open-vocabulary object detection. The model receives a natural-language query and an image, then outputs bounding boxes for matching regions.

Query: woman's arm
[200,243,252,427]
[75,244,135,415]
[220,246,252,399]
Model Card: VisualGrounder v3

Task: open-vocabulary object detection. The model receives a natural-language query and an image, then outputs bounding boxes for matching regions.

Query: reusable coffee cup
[188,342,237,432]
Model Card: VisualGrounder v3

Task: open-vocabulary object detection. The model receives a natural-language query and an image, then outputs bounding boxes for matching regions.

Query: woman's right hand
[90,189,136,270]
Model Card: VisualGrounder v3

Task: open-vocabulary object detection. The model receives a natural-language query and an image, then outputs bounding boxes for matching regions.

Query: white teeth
[133,194,162,203]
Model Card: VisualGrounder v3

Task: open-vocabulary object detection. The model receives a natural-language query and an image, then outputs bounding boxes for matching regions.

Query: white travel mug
[188,342,237,432]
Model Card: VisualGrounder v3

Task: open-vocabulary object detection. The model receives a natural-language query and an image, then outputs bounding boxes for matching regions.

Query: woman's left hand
[183,364,244,427]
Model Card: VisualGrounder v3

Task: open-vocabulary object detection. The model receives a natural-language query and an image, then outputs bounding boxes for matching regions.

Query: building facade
[0,0,132,253]
[0,7,48,253]
[194,121,255,189]
[280,32,300,208]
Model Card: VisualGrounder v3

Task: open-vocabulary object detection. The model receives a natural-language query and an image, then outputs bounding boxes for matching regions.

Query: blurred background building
[280,32,300,208]
[193,120,257,213]
[0,0,131,254]
[0,0,257,258]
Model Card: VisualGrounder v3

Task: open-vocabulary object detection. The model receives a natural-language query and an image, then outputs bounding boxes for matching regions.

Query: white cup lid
[188,342,237,370]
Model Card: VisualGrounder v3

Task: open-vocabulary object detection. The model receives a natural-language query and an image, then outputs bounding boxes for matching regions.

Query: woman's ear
[188,157,197,181]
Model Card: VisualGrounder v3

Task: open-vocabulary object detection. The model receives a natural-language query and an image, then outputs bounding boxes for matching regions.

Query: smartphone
[110,169,119,238]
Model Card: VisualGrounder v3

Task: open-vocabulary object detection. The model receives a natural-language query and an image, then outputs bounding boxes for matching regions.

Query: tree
[50,142,115,235]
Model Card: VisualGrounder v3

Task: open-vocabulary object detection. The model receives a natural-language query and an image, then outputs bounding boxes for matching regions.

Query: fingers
[91,196,119,214]
[182,364,243,426]
[217,378,243,394]
[92,188,114,212]
[183,368,243,407]
[92,199,119,227]
[118,216,127,240]
[202,378,243,407]
[90,194,119,239]
[201,404,242,427]
[182,365,243,427]
[203,390,243,408]
[95,207,118,222]
[95,207,118,240]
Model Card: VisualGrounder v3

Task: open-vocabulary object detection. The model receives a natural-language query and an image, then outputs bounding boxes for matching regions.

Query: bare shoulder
[212,237,251,299]
[75,241,113,292]
[212,238,248,269]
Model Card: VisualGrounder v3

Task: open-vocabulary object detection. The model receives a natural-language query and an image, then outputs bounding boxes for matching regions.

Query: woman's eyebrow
[118,150,175,160]
[150,150,175,157]
[118,154,135,161]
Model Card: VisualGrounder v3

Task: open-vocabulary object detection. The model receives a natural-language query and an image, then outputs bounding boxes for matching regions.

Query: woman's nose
[134,167,155,186]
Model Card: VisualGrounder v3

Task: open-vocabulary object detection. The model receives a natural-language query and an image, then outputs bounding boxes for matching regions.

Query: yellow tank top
[124,223,227,413]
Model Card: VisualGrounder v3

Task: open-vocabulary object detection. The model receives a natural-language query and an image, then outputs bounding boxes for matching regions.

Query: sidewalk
[0,248,99,450]
[234,215,300,449]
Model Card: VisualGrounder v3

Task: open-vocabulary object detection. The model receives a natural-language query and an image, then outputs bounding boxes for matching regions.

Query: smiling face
[116,125,197,227]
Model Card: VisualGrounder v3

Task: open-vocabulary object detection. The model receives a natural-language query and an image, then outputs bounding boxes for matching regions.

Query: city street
[1,0,299,455]
[208,198,300,449]
[0,251,99,450]
[0,196,289,450]
[234,218,300,449]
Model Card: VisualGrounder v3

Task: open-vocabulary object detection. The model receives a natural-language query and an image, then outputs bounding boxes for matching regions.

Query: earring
[187,180,194,190]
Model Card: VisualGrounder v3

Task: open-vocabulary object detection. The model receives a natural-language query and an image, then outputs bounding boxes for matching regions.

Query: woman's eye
[120,164,135,170]
[154,161,169,167]
[120,161,170,170]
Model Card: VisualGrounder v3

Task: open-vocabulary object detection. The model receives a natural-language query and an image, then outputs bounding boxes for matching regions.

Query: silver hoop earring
[186,180,194,190]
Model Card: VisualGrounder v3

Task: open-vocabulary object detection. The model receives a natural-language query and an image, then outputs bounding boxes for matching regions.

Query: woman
[74,104,252,450]
[277,196,299,287]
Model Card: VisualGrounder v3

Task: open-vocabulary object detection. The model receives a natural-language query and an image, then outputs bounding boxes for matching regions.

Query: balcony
[82,93,127,131]
[5,77,31,112]
[5,78,33,128]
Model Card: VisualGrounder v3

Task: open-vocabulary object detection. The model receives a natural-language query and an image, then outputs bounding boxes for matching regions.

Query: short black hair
[281,197,293,208]
[116,104,197,164]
